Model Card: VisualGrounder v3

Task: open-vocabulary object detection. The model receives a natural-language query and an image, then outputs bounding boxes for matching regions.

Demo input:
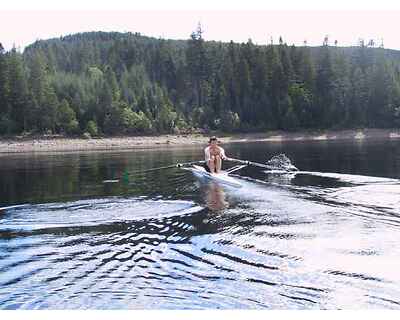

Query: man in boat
[204,136,228,174]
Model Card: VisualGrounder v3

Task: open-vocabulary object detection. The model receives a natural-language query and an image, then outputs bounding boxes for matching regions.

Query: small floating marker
[122,171,130,184]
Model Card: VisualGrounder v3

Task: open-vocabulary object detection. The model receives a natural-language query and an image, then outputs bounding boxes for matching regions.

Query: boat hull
[186,165,242,188]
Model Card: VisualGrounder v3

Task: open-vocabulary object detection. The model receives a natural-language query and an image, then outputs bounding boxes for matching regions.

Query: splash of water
[265,154,299,172]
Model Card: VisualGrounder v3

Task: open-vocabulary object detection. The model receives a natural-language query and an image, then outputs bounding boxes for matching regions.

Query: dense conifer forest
[1,27,400,136]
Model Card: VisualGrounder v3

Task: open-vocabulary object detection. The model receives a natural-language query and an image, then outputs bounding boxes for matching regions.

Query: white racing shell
[186,165,243,188]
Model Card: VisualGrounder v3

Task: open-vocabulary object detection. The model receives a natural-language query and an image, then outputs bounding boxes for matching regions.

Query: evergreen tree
[8,48,30,132]
[0,43,9,118]
[315,46,336,127]
[349,67,369,127]
[28,51,59,132]
[367,53,395,127]
[186,23,210,111]
[58,99,79,134]
[1,31,400,136]
[237,53,252,125]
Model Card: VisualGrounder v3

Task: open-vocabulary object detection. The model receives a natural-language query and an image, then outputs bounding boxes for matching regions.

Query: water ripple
[2,164,400,309]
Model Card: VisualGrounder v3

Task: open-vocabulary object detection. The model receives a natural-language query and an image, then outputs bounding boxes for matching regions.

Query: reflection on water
[202,182,229,212]
[0,139,400,309]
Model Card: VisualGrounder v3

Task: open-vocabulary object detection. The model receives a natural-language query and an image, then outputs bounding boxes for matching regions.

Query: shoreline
[1,128,400,154]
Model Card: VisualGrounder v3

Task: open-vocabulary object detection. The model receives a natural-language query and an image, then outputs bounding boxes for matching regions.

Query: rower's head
[209,136,218,146]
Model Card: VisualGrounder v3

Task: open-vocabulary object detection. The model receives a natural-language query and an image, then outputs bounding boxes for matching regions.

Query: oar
[102,160,206,183]
[227,157,298,172]
[227,158,269,169]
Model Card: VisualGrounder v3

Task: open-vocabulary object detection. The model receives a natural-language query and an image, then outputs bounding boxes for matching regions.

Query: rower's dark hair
[209,136,217,143]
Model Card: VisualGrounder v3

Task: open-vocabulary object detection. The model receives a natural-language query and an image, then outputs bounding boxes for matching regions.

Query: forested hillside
[1,28,400,136]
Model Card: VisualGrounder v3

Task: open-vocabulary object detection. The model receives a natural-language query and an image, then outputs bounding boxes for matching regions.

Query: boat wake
[0,198,203,234]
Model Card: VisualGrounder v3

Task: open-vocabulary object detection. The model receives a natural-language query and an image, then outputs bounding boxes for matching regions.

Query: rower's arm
[220,147,227,160]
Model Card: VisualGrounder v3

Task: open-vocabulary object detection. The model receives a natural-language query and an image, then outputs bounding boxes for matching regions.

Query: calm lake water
[0,139,399,309]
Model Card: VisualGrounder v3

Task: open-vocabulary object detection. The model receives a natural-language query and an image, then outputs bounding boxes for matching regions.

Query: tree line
[1,28,400,136]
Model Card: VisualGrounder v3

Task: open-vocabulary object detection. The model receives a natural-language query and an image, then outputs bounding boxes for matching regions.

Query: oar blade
[102,179,120,183]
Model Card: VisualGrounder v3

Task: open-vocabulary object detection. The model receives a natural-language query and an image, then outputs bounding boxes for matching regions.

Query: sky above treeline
[1,0,400,51]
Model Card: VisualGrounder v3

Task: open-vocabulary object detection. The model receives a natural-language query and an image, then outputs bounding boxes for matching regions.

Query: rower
[204,136,229,174]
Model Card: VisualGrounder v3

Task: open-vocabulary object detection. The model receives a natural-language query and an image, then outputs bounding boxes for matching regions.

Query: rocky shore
[1,129,399,154]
